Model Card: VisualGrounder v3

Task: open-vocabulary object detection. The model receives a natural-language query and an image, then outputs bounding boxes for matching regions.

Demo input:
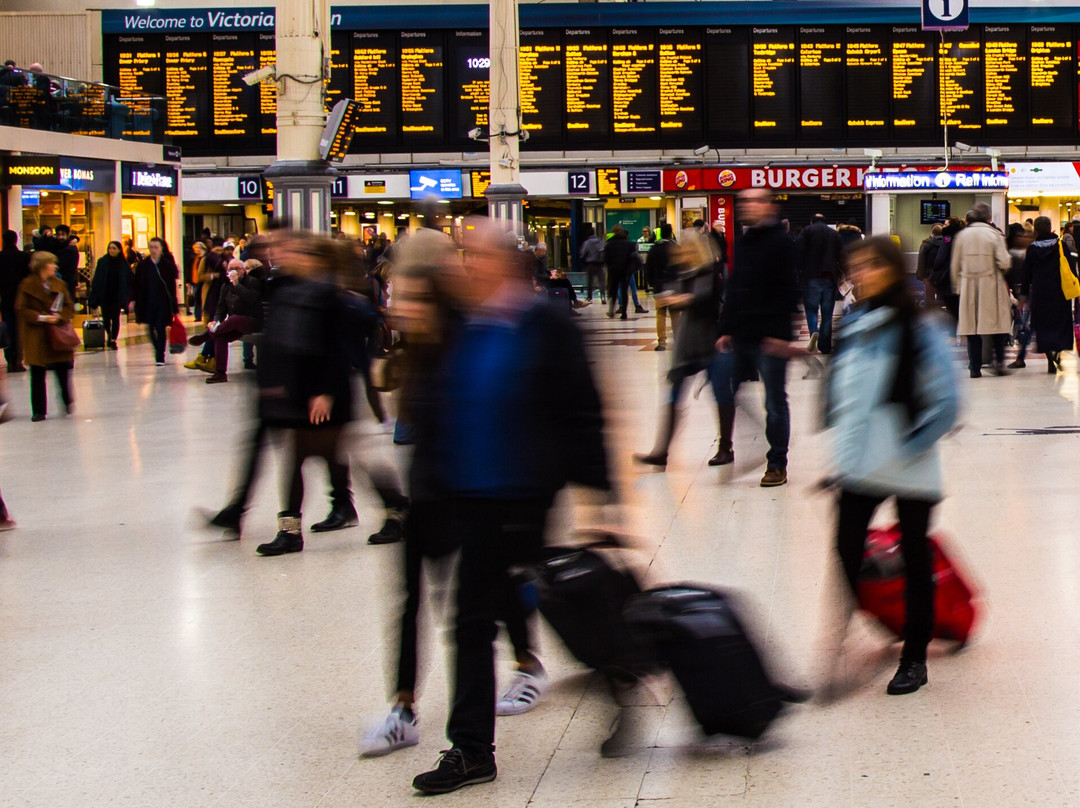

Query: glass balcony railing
[0,67,165,144]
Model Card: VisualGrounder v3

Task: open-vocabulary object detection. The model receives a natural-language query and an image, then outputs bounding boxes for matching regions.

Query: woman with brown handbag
[14,250,76,422]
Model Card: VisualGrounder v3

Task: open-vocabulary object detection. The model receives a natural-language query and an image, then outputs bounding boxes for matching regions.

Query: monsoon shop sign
[864,171,1009,191]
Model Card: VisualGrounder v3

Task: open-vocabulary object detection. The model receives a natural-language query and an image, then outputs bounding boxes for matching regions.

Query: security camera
[693,145,711,156]
[498,156,513,168]
[954,141,973,152]
[467,127,485,141]
[242,66,276,86]
[862,148,883,158]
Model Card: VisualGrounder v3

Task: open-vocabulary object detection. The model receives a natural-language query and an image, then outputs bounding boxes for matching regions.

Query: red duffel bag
[857,525,978,646]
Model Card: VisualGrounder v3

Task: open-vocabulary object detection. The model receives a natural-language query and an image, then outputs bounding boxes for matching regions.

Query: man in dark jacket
[603,225,637,319]
[711,188,800,485]
[645,222,679,350]
[412,219,610,796]
[0,230,30,371]
[796,214,843,354]
[52,225,80,298]
[194,259,263,384]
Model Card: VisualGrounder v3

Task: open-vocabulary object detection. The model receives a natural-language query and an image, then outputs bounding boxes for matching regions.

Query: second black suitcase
[535,543,653,679]
[82,319,105,350]
[624,585,785,739]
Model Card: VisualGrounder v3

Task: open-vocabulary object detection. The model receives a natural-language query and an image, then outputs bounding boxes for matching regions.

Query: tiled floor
[2,302,1079,806]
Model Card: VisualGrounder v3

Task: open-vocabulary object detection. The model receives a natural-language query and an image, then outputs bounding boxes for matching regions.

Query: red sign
[701,166,869,191]
[709,194,735,263]
[663,168,703,192]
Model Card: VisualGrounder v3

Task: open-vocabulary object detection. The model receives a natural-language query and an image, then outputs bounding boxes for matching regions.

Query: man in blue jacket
[412,220,611,795]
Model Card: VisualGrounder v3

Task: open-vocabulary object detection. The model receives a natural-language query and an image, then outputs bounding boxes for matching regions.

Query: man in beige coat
[950,203,1012,377]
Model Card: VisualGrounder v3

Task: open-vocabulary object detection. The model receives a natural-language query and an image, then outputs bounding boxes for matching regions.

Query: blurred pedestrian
[950,203,1012,377]
[711,188,800,485]
[580,223,605,304]
[89,241,129,350]
[132,237,180,366]
[1019,216,1074,374]
[645,222,679,351]
[797,214,843,354]
[604,225,637,319]
[825,236,959,695]
[411,219,610,794]
[15,251,75,421]
[0,229,30,371]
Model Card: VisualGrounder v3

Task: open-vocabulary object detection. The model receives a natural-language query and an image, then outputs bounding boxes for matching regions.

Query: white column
[485,0,527,234]
[868,193,892,236]
[275,0,331,162]
[7,186,23,242]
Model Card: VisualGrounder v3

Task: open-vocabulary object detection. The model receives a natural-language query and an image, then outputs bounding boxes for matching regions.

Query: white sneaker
[496,666,549,716]
[359,707,419,758]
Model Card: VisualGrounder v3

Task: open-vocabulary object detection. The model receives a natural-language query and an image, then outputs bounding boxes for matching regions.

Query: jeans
[804,278,837,353]
[29,362,73,417]
[628,273,642,308]
[146,312,168,363]
[710,346,790,470]
[836,490,935,663]
[584,263,605,302]
[1015,307,1032,362]
[447,497,549,757]
[966,333,1006,371]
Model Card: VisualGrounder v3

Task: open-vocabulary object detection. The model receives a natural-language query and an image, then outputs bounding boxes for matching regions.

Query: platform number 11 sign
[922,0,968,31]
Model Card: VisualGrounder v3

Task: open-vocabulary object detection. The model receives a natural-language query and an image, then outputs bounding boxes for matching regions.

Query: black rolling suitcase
[624,585,786,739]
[534,540,654,679]
[82,318,105,350]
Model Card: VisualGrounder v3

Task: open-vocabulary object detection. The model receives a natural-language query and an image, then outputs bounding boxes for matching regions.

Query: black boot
[256,513,304,556]
[209,503,244,538]
[311,506,359,533]
[708,405,736,466]
[886,659,928,695]
[368,516,404,545]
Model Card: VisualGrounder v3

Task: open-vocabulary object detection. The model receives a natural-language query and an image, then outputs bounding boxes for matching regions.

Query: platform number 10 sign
[922,0,968,31]
[237,176,263,200]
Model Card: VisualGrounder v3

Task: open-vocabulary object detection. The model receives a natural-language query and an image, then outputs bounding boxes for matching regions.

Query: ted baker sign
[705,166,868,191]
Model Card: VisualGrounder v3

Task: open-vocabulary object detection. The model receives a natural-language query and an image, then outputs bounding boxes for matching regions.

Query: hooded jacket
[1020,235,1075,353]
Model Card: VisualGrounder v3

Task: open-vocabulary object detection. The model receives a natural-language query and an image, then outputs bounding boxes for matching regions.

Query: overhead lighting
[377,200,394,205]
[382,212,392,217]
[344,210,356,216]
[40,191,48,197]
[649,196,662,201]
[438,199,451,204]
[135,0,156,6]
[224,203,240,207]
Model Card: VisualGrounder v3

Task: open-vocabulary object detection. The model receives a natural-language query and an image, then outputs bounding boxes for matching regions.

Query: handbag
[47,320,81,351]
[1059,240,1080,301]
[168,315,188,354]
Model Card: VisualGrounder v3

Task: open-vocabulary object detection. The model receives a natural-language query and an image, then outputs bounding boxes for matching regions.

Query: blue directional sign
[922,0,968,32]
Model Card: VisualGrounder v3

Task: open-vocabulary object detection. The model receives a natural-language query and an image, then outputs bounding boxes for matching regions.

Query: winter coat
[718,219,800,344]
[0,246,30,312]
[132,255,180,323]
[796,222,842,284]
[88,255,130,311]
[916,235,944,281]
[950,222,1012,336]
[602,233,637,279]
[14,274,76,367]
[644,238,678,292]
[670,262,722,374]
[199,250,227,323]
[1020,236,1075,353]
[54,240,79,297]
[826,305,959,501]
[580,234,604,265]
[214,273,263,323]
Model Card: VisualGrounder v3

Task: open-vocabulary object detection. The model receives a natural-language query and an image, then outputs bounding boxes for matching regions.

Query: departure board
[103,21,1080,156]
[1028,25,1073,136]
[705,28,749,142]
[400,31,445,144]
[939,34,983,130]
[349,31,399,145]
[519,29,564,145]
[257,33,276,138]
[610,28,658,142]
[983,26,1028,136]
[163,34,210,141]
[658,28,703,140]
[845,26,891,139]
[211,33,258,142]
[891,27,937,139]
[451,30,490,146]
[750,26,796,140]
[564,28,610,143]
[799,26,845,139]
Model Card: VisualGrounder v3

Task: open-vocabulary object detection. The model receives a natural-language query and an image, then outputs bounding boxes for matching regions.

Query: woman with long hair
[825,236,959,695]
[1019,216,1074,374]
[89,240,130,350]
[132,237,180,366]
[15,251,76,420]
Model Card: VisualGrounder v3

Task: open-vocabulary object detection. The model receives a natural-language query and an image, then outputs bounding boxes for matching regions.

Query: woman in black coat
[132,238,180,365]
[1020,216,1074,374]
[88,241,130,350]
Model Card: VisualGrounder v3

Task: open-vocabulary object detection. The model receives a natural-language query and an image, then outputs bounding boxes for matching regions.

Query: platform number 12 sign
[567,171,590,195]
[922,0,968,31]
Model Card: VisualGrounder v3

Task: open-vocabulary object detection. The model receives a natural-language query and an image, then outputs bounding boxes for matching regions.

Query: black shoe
[209,504,244,538]
[256,531,304,556]
[187,332,210,347]
[31,414,45,422]
[886,660,928,695]
[413,748,497,795]
[969,369,982,378]
[311,507,359,533]
[620,313,628,320]
[243,361,256,370]
[368,517,404,545]
[654,344,667,351]
[1007,359,1025,369]
[634,306,648,314]
[992,361,1008,376]
[632,452,667,468]
[708,448,734,467]
[107,341,118,350]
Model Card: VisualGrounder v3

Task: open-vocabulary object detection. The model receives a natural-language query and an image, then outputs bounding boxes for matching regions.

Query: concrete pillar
[266,0,336,232]
[868,193,892,236]
[484,0,527,234]
[7,186,23,242]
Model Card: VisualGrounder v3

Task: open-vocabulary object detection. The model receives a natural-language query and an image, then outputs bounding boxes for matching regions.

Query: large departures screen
[103,20,1080,156]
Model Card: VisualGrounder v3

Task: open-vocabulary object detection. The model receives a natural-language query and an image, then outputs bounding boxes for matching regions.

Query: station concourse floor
[2,301,1080,807]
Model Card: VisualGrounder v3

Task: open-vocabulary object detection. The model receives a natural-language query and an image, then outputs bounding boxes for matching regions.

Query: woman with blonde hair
[15,250,76,421]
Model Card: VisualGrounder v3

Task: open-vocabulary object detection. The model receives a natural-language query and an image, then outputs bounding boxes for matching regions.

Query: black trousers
[836,490,935,663]
[1,305,19,366]
[146,312,168,363]
[966,333,1006,371]
[230,421,268,511]
[101,304,121,345]
[29,362,72,418]
[285,425,351,514]
[584,262,605,301]
[447,497,549,757]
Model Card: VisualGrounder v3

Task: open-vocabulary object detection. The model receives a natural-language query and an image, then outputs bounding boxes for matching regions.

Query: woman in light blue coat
[825,236,960,697]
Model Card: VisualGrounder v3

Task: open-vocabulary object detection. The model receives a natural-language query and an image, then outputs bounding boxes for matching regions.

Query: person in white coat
[949,203,1012,377]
